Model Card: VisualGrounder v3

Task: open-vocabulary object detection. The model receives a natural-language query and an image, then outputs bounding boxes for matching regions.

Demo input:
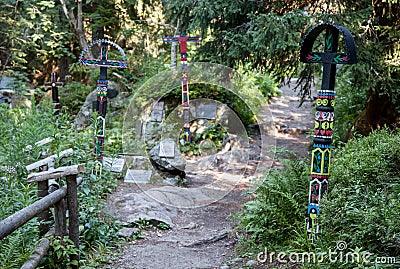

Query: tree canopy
[0,0,399,135]
[163,0,399,135]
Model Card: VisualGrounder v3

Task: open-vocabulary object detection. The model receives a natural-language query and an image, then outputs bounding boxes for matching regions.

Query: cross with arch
[79,39,127,176]
[300,23,357,239]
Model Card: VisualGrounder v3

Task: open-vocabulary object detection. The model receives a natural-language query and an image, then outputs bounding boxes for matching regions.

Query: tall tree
[0,0,74,83]
[60,0,92,58]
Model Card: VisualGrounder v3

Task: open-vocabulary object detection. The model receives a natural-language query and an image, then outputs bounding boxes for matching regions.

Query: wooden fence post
[54,198,67,237]
[37,180,50,236]
[66,174,79,268]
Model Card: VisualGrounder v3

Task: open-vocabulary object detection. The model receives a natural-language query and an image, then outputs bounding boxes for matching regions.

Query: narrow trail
[105,80,314,269]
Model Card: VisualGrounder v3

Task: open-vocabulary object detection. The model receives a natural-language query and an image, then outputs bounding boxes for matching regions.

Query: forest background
[0,0,399,268]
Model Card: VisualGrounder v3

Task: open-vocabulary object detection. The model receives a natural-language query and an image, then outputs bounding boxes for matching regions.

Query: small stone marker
[150,101,164,122]
[159,140,175,158]
[103,157,125,173]
[124,169,152,183]
[196,103,217,120]
[0,77,15,89]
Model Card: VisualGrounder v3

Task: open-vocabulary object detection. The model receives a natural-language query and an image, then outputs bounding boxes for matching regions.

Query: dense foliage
[0,105,56,268]
[0,103,121,268]
[234,158,310,252]
[322,129,400,258]
[236,129,400,268]
[164,0,400,136]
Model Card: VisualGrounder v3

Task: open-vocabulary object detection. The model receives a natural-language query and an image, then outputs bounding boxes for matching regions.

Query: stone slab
[124,169,152,183]
[196,103,217,120]
[150,101,164,122]
[0,77,15,89]
[103,157,125,173]
[159,140,175,158]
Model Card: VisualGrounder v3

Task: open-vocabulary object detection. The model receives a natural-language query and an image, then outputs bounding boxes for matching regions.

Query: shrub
[321,129,400,258]
[235,158,310,254]
[235,129,400,268]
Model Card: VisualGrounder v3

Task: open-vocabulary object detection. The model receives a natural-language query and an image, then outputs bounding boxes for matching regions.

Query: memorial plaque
[124,169,152,183]
[103,157,125,173]
[0,77,15,89]
[159,140,175,158]
[150,101,164,122]
[196,103,217,120]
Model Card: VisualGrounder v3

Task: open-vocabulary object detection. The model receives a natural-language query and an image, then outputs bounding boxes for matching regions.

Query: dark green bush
[235,129,400,268]
[321,129,400,257]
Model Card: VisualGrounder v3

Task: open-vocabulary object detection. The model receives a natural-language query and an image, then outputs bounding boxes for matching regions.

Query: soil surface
[104,80,314,269]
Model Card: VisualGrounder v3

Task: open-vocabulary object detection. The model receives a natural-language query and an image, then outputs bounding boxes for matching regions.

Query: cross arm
[163,36,202,43]
[163,36,179,43]
[81,58,127,68]
[186,36,202,43]
[44,82,64,87]
[300,23,357,64]
[303,52,353,64]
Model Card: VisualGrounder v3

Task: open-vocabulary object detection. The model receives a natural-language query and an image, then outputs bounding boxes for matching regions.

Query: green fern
[0,231,37,269]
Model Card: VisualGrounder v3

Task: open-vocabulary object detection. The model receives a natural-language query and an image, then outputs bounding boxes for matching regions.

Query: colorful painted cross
[79,39,127,176]
[163,34,202,142]
[300,23,357,239]
[44,72,63,119]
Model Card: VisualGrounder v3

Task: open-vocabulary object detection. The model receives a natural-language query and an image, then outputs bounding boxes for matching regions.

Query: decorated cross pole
[163,34,202,142]
[79,39,127,175]
[44,72,64,119]
[300,23,357,239]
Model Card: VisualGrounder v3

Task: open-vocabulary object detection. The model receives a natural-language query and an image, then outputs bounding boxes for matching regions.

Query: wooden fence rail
[0,184,67,239]
[0,164,85,269]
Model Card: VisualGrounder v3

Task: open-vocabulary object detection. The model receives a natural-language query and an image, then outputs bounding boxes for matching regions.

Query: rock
[75,81,123,129]
[180,229,229,247]
[181,222,199,230]
[106,190,178,229]
[117,227,140,238]
[149,138,186,173]
[231,258,244,263]
[245,260,257,267]
[164,177,179,186]
[75,89,97,129]
[0,76,15,89]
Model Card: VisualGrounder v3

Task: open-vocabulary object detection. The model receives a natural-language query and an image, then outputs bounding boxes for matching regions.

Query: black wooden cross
[300,23,357,239]
[44,72,63,118]
[79,39,127,176]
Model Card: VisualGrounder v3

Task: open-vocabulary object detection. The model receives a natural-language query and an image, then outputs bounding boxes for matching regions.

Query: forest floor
[104,79,314,269]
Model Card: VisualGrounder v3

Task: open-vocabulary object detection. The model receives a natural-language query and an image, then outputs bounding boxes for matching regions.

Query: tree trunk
[353,91,399,137]
[60,0,93,58]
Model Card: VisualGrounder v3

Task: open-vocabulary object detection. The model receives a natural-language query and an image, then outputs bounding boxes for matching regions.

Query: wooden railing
[0,164,85,269]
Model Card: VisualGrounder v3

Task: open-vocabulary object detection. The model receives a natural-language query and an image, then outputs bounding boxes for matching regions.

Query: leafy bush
[0,103,121,268]
[163,67,279,127]
[235,158,310,254]
[235,129,400,268]
[321,129,400,258]
[179,121,227,156]
[0,104,56,267]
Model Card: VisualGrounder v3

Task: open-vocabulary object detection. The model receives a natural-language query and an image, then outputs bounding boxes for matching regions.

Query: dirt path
[104,80,313,269]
